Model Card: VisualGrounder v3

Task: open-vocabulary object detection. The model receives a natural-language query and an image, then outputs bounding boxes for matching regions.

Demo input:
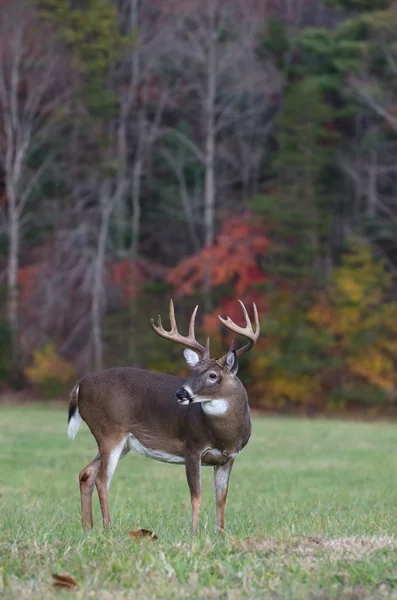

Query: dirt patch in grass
[238,535,396,562]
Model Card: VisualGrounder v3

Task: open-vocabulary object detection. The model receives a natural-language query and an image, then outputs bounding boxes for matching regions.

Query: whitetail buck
[67,299,259,535]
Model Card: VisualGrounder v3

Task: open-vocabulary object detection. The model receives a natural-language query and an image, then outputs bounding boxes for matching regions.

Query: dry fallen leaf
[127,528,158,540]
[52,573,78,589]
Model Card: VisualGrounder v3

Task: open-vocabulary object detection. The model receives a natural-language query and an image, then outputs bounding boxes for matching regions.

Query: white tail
[67,384,82,440]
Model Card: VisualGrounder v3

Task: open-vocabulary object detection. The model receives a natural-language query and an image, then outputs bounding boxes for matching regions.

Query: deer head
[150,300,260,406]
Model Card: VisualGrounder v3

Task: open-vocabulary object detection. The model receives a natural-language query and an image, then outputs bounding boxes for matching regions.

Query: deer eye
[209,372,217,380]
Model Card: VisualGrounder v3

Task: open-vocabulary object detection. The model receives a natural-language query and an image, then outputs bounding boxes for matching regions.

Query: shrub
[25,342,76,398]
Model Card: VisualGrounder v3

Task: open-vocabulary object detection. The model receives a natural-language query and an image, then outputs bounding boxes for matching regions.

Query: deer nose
[176,387,192,404]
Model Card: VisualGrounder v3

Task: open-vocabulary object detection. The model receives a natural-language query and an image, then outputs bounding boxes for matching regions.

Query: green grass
[2,407,397,598]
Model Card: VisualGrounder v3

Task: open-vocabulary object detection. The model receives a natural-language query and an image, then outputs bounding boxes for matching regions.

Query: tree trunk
[92,180,127,371]
[367,150,377,218]
[203,2,217,306]
[131,153,142,261]
[204,8,216,249]
[114,118,128,251]
[92,206,109,372]
[7,203,19,374]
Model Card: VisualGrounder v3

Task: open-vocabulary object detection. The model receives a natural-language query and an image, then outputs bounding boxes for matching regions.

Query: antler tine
[253,302,259,334]
[188,305,199,338]
[188,306,210,358]
[150,300,209,358]
[218,300,260,358]
[168,299,178,333]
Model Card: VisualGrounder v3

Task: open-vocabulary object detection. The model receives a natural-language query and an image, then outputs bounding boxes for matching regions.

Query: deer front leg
[185,455,202,535]
[213,458,234,533]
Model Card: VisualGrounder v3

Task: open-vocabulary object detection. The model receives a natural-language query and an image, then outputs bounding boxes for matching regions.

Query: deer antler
[150,300,210,358]
[218,300,260,357]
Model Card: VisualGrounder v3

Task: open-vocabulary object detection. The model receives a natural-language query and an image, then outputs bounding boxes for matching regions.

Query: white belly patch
[127,434,185,464]
[127,434,239,466]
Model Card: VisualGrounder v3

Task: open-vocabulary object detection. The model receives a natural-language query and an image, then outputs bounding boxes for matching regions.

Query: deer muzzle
[175,386,193,405]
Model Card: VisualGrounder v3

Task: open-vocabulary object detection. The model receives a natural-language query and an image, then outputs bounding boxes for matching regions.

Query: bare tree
[92,177,127,371]
[114,0,175,260]
[0,0,70,371]
[165,0,280,249]
[339,15,397,256]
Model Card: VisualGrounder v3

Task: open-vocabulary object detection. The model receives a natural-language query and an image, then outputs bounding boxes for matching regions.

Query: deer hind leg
[213,459,234,533]
[95,436,129,528]
[79,453,101,530]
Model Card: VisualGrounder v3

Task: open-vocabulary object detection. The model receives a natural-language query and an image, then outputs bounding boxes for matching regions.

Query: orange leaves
[167,214,269,340]
[306,301,334,329]
[167,214,269,299]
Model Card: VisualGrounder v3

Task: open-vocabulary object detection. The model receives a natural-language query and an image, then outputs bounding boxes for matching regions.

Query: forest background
[0,0,397,414]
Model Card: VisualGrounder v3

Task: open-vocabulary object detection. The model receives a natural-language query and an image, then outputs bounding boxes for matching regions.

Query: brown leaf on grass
[52,573,78,589]
[127,528,158,540]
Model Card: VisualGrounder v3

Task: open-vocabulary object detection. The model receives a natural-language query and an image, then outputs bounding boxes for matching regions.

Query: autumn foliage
[167,213,269,333]
[167,227,397,412]
[308,239,397,400]
[25,342,76,397]
[108,259,148,303]
[2,0,397,418]
[251,239,397,411]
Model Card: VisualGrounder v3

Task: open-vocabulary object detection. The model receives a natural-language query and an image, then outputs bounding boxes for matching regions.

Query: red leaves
[167,213,269,337]
[108,259,146,303]
[108,258,167,304]
[167,213,269,298]
[167,214,270,340]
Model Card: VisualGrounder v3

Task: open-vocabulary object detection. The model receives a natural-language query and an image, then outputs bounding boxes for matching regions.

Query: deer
[67,299,259,535]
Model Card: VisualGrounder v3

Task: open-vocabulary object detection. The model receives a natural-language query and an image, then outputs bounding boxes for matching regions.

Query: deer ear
[183,348,200,367]
[224,350,238,375]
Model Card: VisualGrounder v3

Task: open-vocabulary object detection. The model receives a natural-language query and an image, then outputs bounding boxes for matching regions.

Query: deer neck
[199,380,251,451]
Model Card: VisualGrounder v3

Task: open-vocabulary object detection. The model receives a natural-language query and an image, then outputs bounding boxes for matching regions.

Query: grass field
[2,407,397,599]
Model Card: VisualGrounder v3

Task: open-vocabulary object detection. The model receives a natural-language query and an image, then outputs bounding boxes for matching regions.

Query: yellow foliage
[347,349,395,391]
[251,237,397,410]
[334,275,364,304]
[306,302,334,328]
[311,238,397,397]
[268,374,318,405]
[25,343,76,390]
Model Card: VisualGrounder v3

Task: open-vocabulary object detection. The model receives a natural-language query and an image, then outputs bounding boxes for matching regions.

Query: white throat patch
[200,399,229,416]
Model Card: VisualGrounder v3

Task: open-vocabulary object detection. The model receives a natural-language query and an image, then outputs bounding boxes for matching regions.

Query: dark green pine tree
[254,79,339,282]
[40,0,128,117]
